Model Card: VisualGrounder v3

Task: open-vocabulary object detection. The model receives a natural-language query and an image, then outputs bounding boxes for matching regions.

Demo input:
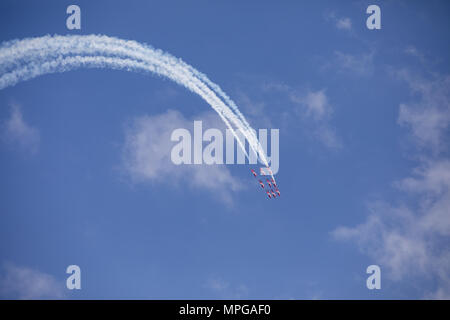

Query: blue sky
[0,0,449,299]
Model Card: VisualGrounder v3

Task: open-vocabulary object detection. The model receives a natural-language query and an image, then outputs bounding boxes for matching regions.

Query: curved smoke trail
[0,34,274,181]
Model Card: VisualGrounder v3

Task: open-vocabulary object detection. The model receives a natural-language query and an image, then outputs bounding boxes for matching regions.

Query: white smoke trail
[0,34,274,180]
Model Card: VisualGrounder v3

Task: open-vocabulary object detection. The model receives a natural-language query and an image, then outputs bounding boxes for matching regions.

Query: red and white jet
[258,180,265,189]
[266,179,272,188]
[271,179,277,188]
[250,169,257,177]
[275,189,281,197]
[266,191,272,199]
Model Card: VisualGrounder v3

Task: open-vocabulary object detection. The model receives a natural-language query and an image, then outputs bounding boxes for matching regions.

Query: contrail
[0,34,274,180]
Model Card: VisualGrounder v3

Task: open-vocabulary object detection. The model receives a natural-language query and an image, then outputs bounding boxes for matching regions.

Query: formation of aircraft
[271,179,277,189]
[258,180,265,189]
[251,168,280,199]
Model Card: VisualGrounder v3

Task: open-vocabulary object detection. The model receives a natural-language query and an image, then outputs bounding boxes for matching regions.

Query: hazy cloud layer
[0,263,64,299]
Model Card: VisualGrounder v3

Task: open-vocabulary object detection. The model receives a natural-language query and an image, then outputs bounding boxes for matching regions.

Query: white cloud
[0,263,65,299]
[332,67,450,298]
[289,88,342,149]
[232,79,342,150]
[336,18,352,31]
[325,12,352,31]
[333,167,450,297]
[299,90,330,120]
[122,110,243,204]
[332,203,430,280]
[397,160,450,195]
[2,103,40,154]
[396,70,450,153]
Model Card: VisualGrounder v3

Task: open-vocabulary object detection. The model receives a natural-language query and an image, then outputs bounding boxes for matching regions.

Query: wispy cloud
[205,277,249,299]
[314,125,342,150]
[234,91,274,129]
[0,263,65,299]
[292,89,331,120]
[289,88,342,149]
[405,46,426,62]
[331,51,375,77]
[332,59,450,298]
[332,161,450,298]
[2,103,40,154]
[325,12,352,31]
[231,77,342,150]
[336,17,352,31]
[122,110,243,204]
[396,70,450,154]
